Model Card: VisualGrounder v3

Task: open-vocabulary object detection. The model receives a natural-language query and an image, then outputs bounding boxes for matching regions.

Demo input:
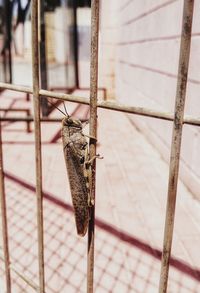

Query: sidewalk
[0,89,200,292]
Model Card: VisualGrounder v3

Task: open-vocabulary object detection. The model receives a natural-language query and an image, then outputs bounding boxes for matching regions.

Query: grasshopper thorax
[62,117,83,129]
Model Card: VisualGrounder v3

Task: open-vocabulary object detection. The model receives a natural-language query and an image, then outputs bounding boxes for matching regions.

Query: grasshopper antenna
[63,102,69,117]
[48,100,66,116]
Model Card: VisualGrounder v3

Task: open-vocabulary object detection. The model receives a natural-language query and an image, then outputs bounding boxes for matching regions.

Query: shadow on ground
[0,172,200,293]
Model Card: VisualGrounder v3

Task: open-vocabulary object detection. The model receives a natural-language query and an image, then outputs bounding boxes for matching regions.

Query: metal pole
[39,0,49,116]
[31,0,45,292]
[87,1,99,292]
[2,82,200,127]
[73,0,79,88]
[0,121,11,292]
[159,1,194,292]
[1,83,200,126]
[3,0,12,83]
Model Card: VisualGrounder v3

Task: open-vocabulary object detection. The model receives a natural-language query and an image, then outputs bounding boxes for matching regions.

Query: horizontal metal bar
[0,82,200,126]
[0,108,29,112]
[0,117,61,122]
[99,100,174,120]
[0,82,32,94]
[0,117,88,123]
[1,110,200,128]
[40,89,89,104]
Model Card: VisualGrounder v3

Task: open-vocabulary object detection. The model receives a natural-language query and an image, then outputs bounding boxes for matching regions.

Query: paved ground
[0,88,200,292]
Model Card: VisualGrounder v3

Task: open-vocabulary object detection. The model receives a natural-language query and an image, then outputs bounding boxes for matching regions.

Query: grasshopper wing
[62,132,89,236]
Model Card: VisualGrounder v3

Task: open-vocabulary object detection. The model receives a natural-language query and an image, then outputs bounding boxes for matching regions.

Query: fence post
[87,0,100,292]
[0,121,11,293]
[159,1,195,292]
[31,0,45,292]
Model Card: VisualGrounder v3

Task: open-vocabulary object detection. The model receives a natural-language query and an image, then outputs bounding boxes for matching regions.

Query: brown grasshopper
[58,103,101,237]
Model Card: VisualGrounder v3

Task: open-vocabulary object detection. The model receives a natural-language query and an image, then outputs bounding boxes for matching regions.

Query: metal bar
[39,0,49,116]
[26,93,30,101]
[39,89,178,122]
[0,102,200,126]
[26,110,31,133]
[3,0,12,83]
[0,117,60,122]
[0,121,11,292]
[87,1,100,292]
[31,0,45,292]
[0,108,29,112]
[0,82,108,95]
[159,1,194,292]
[74,0,80,88]
[1,82,200,125]
[99,100,175,120]
[40,88,90,104]
[0,82,32,93]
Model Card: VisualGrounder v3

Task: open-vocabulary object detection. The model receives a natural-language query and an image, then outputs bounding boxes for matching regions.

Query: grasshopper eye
[67,118,73,124]
[80,156,84,164]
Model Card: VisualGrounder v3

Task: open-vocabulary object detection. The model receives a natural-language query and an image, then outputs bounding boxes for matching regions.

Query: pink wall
[100,0,200,198]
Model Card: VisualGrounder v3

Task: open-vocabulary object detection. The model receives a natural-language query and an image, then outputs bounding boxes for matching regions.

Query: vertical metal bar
[3,0,12,83]
[0,121,11,293]
[26,93,30,101]
[87,1,99,292]
[26,110,31,133]
[73,0,79,88]
[159,1,194,292]
[39,0,49,117]
[31,0,45,292]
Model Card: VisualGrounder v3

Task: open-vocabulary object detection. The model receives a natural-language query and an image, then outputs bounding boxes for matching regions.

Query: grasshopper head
[62,117,82,129]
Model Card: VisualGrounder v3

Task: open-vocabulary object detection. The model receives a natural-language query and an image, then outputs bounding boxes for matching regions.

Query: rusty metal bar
[1,83,200,126]
[1,102,200,127]
[0,108,30,112]
[0,117,61,122]
[87,1,100,292]
[26,93,30,101]
[39,0,49,117]
[159,1,194,292]
[31,0,45,292]
[1,108,31,132]
[0,82,107,101]
[0,121,11,292]
[1,108,31,133]
[26,110,31,133]
[0,82,32,93]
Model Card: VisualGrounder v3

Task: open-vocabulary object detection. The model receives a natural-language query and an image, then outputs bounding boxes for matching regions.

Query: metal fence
[0,0,197,292]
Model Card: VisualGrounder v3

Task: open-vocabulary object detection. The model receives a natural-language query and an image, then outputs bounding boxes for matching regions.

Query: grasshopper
[56,102,101,237]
